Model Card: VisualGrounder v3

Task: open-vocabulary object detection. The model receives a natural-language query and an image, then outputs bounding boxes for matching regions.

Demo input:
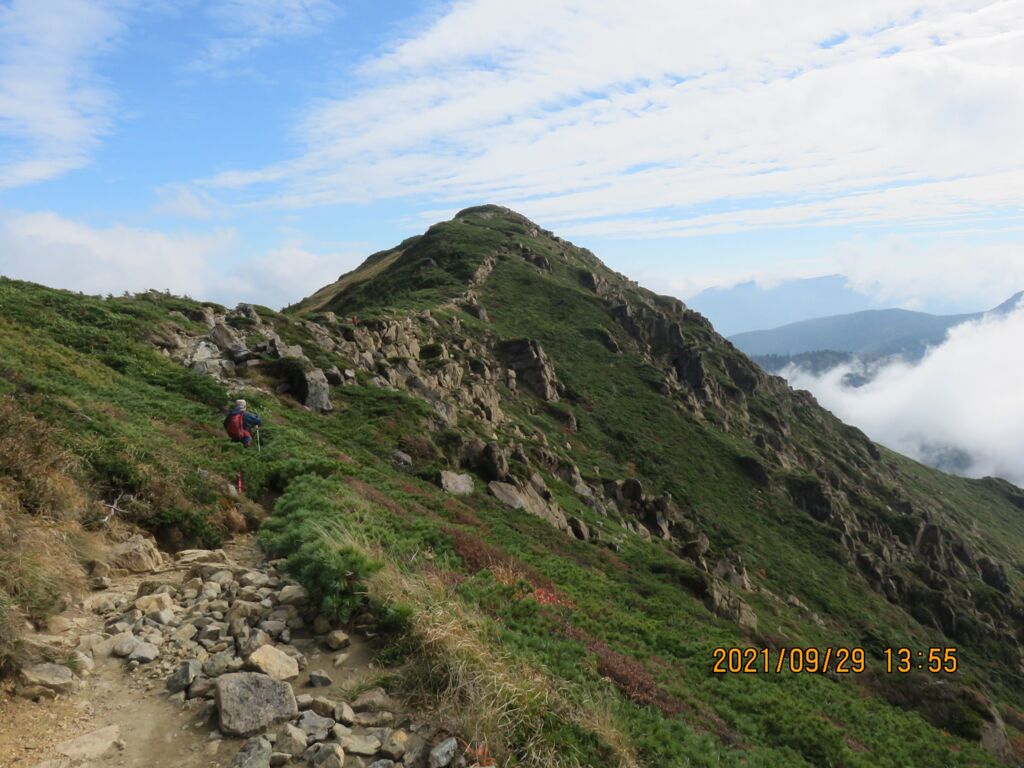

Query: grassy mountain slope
[2,206,1024,766]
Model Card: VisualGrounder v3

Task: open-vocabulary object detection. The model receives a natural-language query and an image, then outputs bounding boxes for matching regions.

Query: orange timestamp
[711,646,959,674]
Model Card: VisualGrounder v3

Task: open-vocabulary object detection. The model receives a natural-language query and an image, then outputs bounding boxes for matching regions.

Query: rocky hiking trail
[0,535,473,768]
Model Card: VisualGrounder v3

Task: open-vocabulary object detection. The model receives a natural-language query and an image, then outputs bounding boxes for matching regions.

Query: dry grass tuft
[316,518,639,768]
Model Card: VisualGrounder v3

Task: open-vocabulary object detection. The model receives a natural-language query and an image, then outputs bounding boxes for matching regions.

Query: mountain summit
[1,205,1023,766]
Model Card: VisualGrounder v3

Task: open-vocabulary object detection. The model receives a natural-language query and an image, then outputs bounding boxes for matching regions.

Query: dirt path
[0,536,383,768]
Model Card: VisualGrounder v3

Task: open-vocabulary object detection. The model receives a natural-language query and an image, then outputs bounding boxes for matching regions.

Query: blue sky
[2,0,1024,312]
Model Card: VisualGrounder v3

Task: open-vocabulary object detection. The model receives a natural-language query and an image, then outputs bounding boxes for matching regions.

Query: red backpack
[225,411,246,440]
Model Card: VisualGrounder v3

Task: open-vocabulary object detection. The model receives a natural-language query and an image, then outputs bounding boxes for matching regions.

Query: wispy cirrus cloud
[0,0,125,188]
[201,0,1024,237]
[191,0,341,73]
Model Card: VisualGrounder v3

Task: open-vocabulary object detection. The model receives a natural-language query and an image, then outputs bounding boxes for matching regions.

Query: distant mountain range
[730,291,1023,366]
[686,275,880,336]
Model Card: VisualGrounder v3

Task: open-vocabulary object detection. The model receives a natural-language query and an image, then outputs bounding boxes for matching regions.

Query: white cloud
[785,301,1024,484]
[201,0,1024,237]
[227,242,362,308]
[0,0,124,187]
[0,211,234,297]
[0,210,358,309]
[191,0,341,72]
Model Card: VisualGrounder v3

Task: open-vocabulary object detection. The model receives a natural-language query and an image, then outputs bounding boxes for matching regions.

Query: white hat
[235,399,247,409]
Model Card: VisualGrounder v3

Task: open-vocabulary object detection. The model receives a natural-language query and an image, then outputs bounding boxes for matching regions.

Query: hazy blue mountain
[686,274,879,335]
[732,291,1022,361]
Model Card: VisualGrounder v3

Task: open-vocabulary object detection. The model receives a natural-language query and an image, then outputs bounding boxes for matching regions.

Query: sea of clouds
[784,299,1024,486]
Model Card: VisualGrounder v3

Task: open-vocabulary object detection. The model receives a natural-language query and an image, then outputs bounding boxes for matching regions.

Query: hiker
[224,399,262,448]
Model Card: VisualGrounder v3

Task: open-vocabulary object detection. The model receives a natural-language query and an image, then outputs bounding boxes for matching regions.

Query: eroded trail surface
[0,536,463,768]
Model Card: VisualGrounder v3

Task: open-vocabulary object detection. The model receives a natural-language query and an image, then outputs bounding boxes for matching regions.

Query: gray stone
[308,669,332,688]
[129,641,160,663]
[343,733,381,757]
[309,696,336,718]
[205,650,243,677]
[247,644,299,681]
[312,743,345,768]
[216,672,298,737]
[429,737,459,768]
[229,736,272,768]
[110,534,163,573]
[333,701,354,726]
[20,663,77,695]
[277,585,308,606]
[55,725,121,760]
[296,710,334,742]
[352,687,392,712]
[379,729,408,761]
[111,636,139,657]
[167,659,203,693]
[277,723,308,756]
[324,629,349,650]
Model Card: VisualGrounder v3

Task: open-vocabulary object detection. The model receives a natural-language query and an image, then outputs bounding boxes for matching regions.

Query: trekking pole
[256,426,262,453]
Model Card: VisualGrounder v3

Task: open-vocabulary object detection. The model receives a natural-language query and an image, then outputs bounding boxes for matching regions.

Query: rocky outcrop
[496,339,560,401]
[284,364,334,413]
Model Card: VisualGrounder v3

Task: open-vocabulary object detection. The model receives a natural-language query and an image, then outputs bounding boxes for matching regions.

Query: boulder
[109,534,163,573]
[19,663,77,695]
[247,645,299,681]
[216,672,298,737]
[438,471,474,495]
[284,364,333,412]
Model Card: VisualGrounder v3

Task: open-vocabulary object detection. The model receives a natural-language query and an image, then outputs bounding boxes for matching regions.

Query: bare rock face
[496,339,560,401]
[216,672,298,737]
